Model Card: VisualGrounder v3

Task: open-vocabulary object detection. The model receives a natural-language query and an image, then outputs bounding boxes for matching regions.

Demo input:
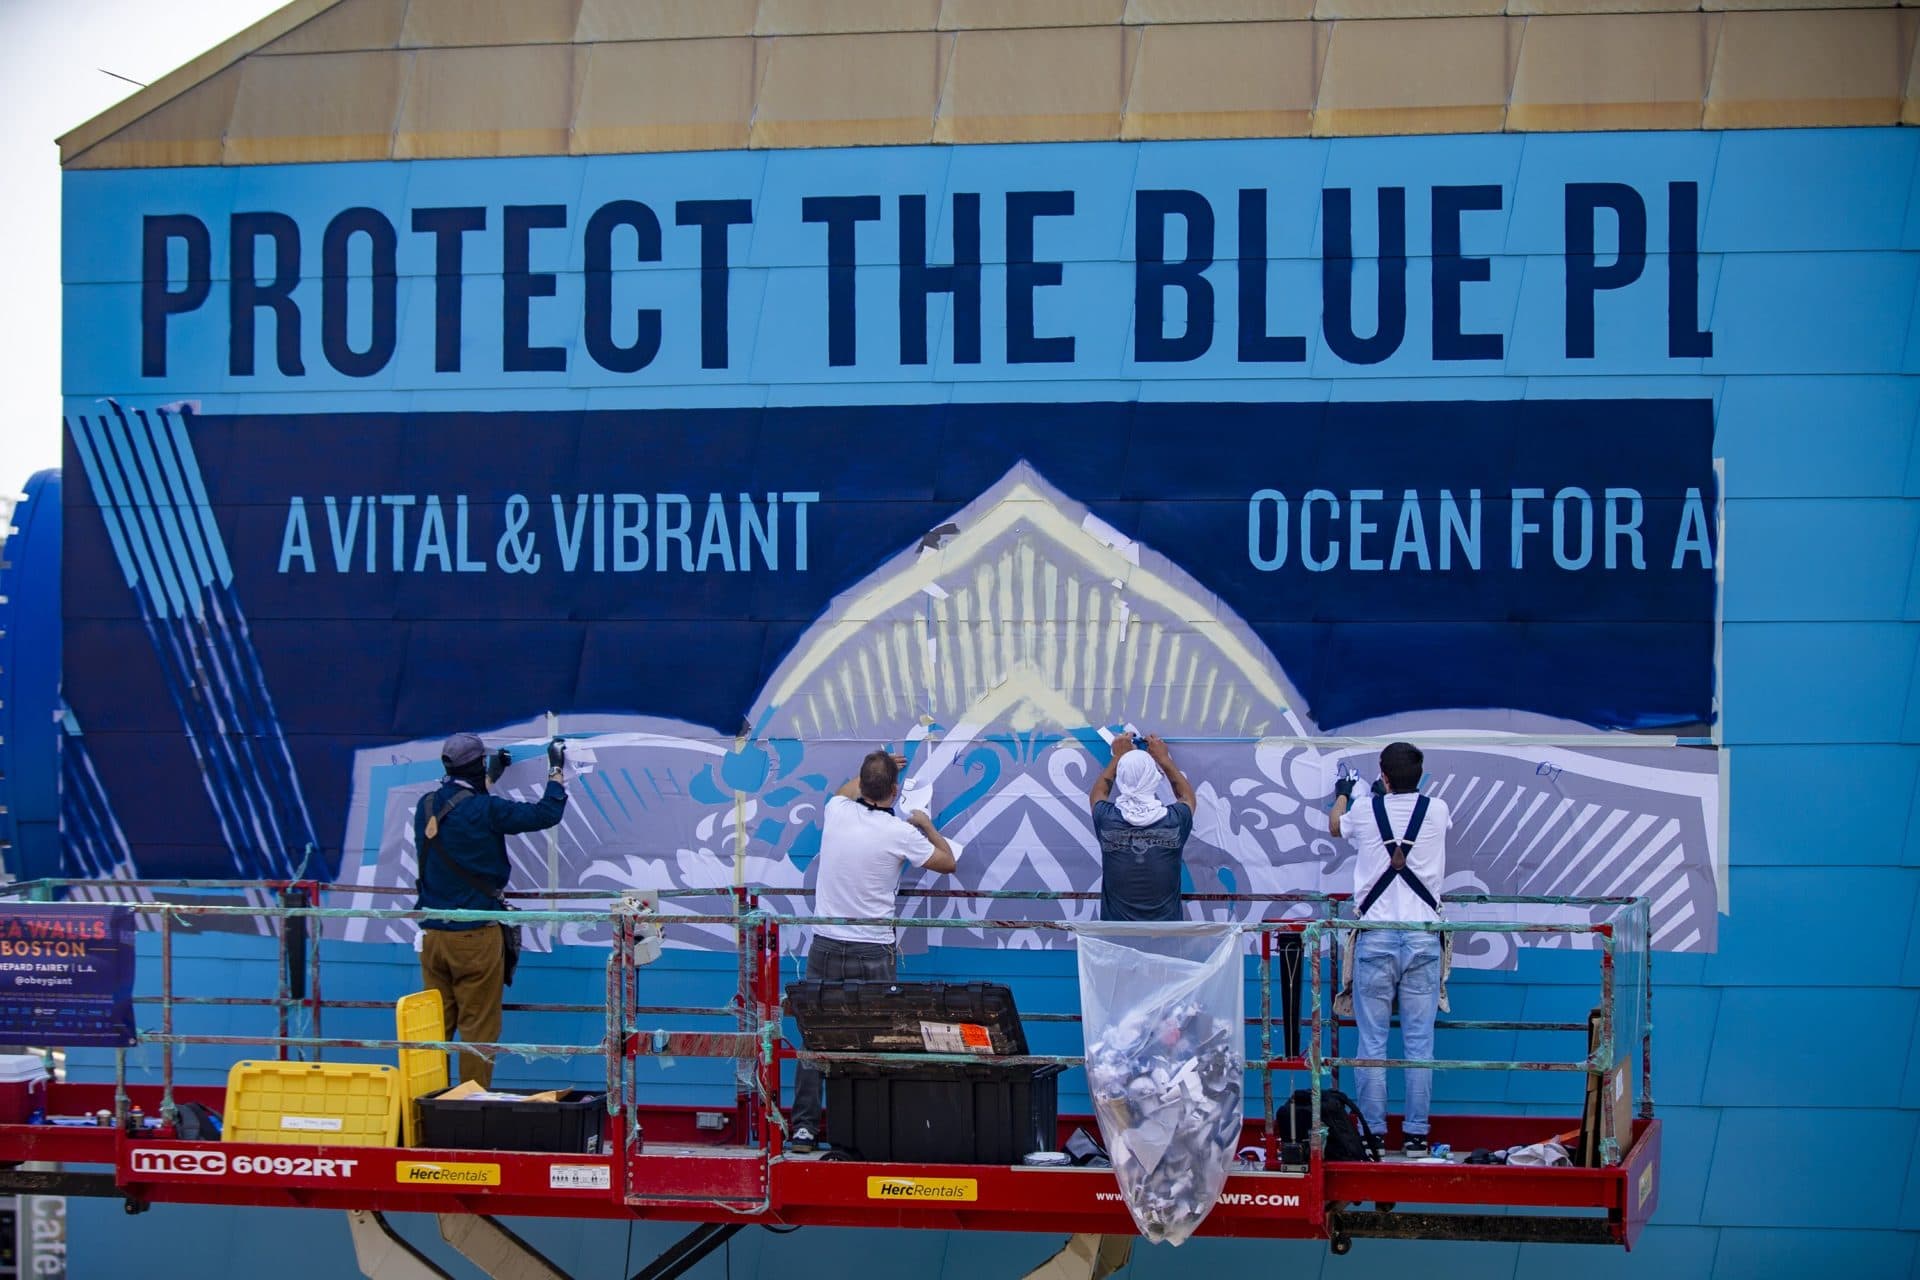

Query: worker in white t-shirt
[1329,740,1451,1156]
[788,749,958,1152]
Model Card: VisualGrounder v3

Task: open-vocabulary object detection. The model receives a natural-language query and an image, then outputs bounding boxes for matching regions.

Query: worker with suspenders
[1329,741,1452,1156]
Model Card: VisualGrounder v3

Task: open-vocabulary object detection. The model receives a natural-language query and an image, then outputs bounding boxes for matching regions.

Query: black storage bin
[787,980,1030,1055]
[788,979,1055,1164]
[416,1088,605,1154]
[825,1062,1062,1165]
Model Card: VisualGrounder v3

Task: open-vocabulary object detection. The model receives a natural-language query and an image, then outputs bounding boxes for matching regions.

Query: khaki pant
[420,927,504,1087]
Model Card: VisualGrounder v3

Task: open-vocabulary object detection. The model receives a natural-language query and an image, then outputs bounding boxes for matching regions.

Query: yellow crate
[395,991,449,1147]
[222,1060,400,1148]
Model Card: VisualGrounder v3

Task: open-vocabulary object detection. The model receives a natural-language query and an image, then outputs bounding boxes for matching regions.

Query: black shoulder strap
[417,789,501,899]
[1359,794,1438,916]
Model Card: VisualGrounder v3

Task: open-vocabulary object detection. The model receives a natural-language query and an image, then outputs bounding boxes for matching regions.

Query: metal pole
[1260,926,1274,1170]
[1307,922,1324,1162]
[159,910,176,1123]
[622,913,640,1156]
[734,886,752,1138]
[1596,924,1617,1166]
[113,1047,128,1129]
[545,711,560,946]
[307,883,324,1062]
[275,891,291,1062]
[1325,915,1341,1095]
[762,912,784,1157]
[603,925,622,1135]
[1641,916,1655,1121]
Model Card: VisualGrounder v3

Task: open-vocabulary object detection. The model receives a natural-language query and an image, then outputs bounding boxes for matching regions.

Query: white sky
[0,0,285,496]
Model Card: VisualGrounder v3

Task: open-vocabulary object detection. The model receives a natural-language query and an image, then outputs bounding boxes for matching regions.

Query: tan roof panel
[573,37,757,154]
[225,49,406,163]
[58,0,336,163]
[1122,20,1320,138]
[935,25,1129,142]
[1314,15,1517,134]
[1508,0,1695,14]
[1704,8,1914,126]
[57,0,1920,167]
[394,43,579,158]
[751,31,945,147]
[398,0,582,48]
[1316,0,1505,17]
[574,0,759,40]
[1123,0,1312,19]
[1702,0,1888,10]
[64,64,244,171]
[938,0,1128,29]
[262,0,407,54]
[1509,12,1714,131]
[755,0,944,35]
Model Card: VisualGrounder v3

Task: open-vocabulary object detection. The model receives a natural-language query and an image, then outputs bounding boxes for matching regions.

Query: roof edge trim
[57,0,345,166]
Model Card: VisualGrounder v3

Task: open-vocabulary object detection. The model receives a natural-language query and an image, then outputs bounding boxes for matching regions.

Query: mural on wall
[328,460,1721,963]
[56,134,1763,956]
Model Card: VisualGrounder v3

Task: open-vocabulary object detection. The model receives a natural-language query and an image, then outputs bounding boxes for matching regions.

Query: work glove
[547,737,567,775]
[485,748,511,785]
[1333,773,1357,801]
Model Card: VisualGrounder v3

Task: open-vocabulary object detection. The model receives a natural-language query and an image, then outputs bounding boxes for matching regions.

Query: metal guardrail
[0,880,1653,1175]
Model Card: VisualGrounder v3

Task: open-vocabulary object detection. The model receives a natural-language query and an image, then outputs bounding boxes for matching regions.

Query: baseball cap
[441,732,486,768]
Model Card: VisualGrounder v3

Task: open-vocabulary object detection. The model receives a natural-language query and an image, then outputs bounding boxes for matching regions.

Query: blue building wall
[41,127,1920,1276]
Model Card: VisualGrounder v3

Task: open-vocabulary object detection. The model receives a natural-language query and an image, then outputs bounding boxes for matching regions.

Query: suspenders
[1358,794,1438,916]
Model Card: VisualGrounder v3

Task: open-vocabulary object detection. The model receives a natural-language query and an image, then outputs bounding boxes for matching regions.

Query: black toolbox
[416,1088,605,1154]
[787,980,1058,1164]
[786,979,1030,1055]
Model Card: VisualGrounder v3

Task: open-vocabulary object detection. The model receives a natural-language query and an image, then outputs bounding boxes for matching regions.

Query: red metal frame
[0,883,1661,1250]
[0,1082,1656,1247]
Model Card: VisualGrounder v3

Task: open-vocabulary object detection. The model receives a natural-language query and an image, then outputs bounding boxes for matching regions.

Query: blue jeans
[1352,928,1441,1138]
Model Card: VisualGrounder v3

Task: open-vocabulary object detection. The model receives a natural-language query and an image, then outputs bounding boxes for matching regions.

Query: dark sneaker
[788,1127,818,1154]
[1402,1134,1431,1157]
[1362,1131,1386,1160]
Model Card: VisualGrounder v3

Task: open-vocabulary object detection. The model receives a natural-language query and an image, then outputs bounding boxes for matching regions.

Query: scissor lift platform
[0,881,1660,1272]
[0,1082,1659,1255]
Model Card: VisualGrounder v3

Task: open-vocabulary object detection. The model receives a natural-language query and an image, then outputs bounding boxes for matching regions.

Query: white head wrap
[1113,750,1170,828]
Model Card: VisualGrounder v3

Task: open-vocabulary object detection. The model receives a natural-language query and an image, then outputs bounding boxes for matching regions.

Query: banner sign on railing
[0,904,136,1047]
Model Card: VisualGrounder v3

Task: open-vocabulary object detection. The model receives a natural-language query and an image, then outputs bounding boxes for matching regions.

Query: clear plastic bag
[1075,922,1245,1245]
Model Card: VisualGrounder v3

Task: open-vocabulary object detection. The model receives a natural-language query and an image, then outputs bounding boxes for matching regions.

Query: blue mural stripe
[581,775,616,829]
[61,416,138,588]
[114,403,204,618]
[74,414,170,618]
[597,772,632,823]
[138,407,217,590]
[95,409,188,620]
[163,408,233,587]
[64,408,317,879]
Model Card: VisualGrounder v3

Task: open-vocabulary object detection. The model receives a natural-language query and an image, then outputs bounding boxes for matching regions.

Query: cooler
[0,1055,48,1125]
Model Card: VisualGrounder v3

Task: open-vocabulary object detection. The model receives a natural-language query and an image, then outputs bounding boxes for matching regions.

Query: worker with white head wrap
[1087,733,1198,921]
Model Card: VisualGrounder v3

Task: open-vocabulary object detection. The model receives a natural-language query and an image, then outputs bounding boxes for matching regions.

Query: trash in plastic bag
[1075,922,1245,1246]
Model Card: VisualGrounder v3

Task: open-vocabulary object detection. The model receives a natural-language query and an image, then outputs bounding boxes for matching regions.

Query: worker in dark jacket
[415,732,568,1085]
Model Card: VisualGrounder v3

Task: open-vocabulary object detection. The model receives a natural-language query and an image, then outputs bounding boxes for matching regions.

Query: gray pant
[791,935,896,1139]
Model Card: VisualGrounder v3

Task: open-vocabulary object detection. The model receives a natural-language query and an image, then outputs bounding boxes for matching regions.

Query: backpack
[1281,1087,1380,1162]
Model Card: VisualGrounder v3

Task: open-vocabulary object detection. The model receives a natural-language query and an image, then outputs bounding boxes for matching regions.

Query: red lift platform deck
[0,884,1660,1267]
